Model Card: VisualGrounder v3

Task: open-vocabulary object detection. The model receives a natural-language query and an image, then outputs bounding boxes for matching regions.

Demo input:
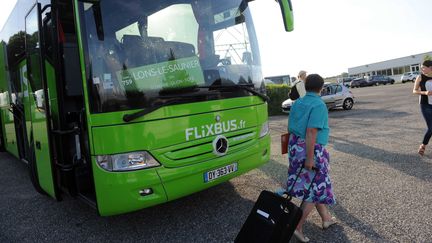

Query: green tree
[423,54,432,61]
[7,31,26,66]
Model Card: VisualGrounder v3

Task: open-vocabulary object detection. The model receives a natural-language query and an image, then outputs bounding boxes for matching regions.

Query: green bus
[0,0,293,216]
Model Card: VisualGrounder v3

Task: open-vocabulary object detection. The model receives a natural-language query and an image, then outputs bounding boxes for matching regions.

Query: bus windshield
[78,0,263,113]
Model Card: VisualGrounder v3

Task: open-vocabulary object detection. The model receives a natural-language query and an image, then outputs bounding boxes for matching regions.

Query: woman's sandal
[293,230,310,243]
[418,144,426,156]
[322,217,337,229]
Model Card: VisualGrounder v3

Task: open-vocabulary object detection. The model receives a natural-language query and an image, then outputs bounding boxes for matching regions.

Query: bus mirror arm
[277,0,294,32]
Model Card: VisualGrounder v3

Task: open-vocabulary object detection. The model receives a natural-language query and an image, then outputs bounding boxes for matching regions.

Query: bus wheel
[28,143,47,195]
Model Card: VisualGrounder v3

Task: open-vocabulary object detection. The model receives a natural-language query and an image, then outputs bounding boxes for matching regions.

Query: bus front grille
[153,129,257,167]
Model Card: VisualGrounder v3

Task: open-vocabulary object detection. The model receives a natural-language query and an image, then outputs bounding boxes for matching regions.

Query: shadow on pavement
[0,152,254,243]
[329,203,384,242]
[260,159,386,243]
[331,136,432,182]
[330,108,411,120]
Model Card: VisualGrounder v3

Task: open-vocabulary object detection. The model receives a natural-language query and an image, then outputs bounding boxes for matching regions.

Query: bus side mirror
[277,0,294,32]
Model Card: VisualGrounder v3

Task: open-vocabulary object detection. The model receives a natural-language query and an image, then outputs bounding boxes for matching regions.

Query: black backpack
[288,82,300,100]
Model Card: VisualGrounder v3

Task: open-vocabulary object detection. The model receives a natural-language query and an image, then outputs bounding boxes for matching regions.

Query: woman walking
[287,74,336,242]
[413,60,432,156]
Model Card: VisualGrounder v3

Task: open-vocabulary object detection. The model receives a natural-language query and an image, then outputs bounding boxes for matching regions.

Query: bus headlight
[259,121,269,138]
[96,151,160,171]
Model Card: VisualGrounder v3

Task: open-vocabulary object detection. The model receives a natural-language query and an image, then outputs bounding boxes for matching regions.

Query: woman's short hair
[423,60,432,67]
[305,74,324,92]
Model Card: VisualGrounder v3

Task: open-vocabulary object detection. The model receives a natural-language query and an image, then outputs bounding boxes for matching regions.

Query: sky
[250,0,432,78]
[1,0,431,78]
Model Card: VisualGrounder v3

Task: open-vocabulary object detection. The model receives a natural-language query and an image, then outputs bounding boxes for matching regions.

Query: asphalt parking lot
[1,82,431,242]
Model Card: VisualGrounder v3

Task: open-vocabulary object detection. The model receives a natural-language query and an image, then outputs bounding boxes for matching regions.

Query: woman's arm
[413,75,432,95]
[305,127,318,170]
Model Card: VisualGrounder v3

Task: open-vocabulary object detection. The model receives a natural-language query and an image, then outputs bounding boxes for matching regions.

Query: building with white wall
[348,51,432,82]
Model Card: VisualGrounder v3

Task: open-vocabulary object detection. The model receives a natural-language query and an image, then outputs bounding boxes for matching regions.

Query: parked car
[350,78,373,88]
[401,71,420,83]
[338,77,356,87]
[367,75,395,85]
[281,83,355,113]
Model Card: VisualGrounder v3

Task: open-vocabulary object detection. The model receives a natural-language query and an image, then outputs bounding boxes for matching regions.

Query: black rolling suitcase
[235,166,317,243]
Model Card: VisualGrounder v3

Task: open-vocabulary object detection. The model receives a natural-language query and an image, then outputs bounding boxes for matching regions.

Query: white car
[281,83,355,113]
[401,71,420,83]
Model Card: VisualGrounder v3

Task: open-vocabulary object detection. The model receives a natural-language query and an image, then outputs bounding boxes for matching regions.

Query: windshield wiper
[123,87,222,122]
[158,85,200,96]
[123,98,195,122]
[123,84,269,122]
[159,82,269,102]
[205,84,270,103]
[237,84,270,103]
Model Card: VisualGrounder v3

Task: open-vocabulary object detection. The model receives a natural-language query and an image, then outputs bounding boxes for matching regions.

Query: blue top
[288,92,330,145]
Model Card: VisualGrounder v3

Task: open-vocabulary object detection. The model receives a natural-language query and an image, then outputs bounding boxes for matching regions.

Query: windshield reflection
[80,0,263,113]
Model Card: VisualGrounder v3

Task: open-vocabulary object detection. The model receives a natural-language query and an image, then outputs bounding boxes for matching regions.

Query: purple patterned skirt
[286,133,335,204]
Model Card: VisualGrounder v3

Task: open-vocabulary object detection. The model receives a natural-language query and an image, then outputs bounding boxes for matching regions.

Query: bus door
[24,3,58,199]
[0,43,8,152]
[9,66,27,159]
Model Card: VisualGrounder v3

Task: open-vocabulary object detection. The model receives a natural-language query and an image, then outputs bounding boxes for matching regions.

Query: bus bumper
[92,135,270,216]
[159,135,270,201]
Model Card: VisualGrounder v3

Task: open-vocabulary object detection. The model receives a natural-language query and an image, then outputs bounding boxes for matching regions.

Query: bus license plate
[204,163,238,183]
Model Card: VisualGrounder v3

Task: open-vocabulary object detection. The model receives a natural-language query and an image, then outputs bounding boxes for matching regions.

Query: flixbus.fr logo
[185,119,246,141]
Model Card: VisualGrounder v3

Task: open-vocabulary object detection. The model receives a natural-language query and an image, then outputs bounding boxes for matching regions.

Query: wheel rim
[344,99,353,109]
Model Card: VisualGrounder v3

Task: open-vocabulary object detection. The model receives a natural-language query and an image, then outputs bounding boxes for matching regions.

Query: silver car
[401,71,419,83]
[281,83,355,113]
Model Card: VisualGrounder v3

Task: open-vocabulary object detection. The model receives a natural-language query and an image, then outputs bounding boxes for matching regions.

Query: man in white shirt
[295,70,307,98]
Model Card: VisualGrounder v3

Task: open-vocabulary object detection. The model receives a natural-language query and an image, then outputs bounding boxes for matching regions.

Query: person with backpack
[289,70,307,100]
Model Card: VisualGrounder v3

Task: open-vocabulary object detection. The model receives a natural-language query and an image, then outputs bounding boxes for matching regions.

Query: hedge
[265,84,290,116]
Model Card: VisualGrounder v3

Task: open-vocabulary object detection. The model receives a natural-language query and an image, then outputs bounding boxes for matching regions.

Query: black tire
[343,98,354,110]
[28,143,47,195]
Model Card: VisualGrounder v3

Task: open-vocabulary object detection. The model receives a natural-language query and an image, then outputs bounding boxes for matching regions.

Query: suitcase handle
[283,165,318,202]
